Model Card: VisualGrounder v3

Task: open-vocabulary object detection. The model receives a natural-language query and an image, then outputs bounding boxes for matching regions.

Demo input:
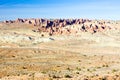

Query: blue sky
[0,0,120,21]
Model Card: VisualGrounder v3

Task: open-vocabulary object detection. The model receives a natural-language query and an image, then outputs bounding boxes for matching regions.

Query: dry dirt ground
[0,22,120,80]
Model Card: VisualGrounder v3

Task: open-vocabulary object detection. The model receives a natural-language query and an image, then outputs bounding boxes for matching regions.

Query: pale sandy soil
[0,22,120,80]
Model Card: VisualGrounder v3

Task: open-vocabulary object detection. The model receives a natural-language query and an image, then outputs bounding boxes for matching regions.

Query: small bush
[52,75,60,78]
[106,64,109,67]
[41,34,44,37]
[112,69,117,73]
[96,66,101,69]
[76,67,81,71]
[78,60,81,62]
[41,71,46,74]
[66,67,71,71]
[64,74,72,78]
[22,66,27,69]
[102,64,109,67]
[87,69,90,71]
[76,72,79,74]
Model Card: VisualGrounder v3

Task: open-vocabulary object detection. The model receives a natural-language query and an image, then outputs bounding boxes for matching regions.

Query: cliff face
[3,18,114,35]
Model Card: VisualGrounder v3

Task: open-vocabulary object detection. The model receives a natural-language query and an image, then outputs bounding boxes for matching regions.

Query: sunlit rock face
[3,18,113,35]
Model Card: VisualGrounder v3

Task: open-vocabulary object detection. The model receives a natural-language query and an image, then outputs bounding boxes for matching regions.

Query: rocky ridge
[3,18,115,36]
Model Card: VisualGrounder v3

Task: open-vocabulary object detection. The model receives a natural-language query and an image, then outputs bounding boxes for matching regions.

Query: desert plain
[0,18,120,80]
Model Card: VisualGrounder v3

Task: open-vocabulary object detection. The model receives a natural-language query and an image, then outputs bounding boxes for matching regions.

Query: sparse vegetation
[41,71,47,74]
[52,75,60,78]
[41,34,44,37]
[22,66,27,69]
[97,66,102,69]
[66,67,71,71]
[78,60,81,62]
[102,64,109,67]
[87,69,90,71]
[0,19,120,79]
[112,69,118,73]
[76,72,79,74]
[76,67,81,71]
[64,74,72,78]
[83,55,87,57]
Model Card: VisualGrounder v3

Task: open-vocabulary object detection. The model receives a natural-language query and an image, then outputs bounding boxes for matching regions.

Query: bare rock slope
[3,18,117,35]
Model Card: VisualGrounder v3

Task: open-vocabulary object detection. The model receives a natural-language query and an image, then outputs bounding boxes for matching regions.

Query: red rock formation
[3,18,113,35]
